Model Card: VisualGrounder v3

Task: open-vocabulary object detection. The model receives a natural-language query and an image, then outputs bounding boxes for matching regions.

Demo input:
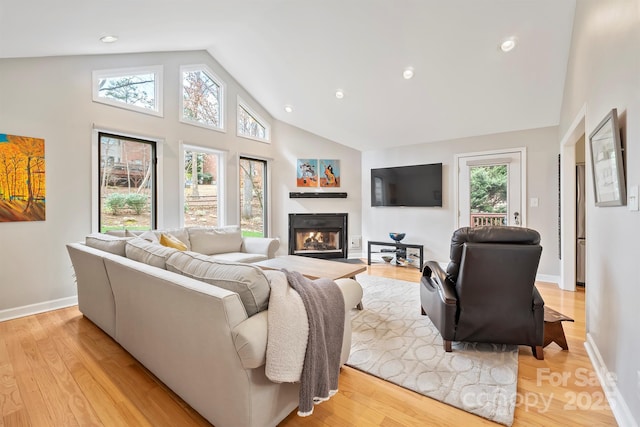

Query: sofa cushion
[166,251,270,316]
[125,237,179,269]
[138,230,160,243]
[122,229,160,243]
[85,233,132,256]
[188,226,243,255]
[210,252,268,263]
[153,227,191,251]
[160,233,188,251]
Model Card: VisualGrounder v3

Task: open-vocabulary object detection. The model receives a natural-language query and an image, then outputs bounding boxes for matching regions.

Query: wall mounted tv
[371,163,442,207]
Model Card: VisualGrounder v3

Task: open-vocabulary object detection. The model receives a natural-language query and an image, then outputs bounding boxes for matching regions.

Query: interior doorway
[576,138,586,286]
[559,105,587,292]
[455,148,526,228]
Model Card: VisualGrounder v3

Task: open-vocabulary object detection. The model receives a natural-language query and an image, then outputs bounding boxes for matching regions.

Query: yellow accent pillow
[159,233,188,251]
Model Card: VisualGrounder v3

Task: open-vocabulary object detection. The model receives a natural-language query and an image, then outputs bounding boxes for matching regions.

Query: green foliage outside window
[470,165,507,213]
[105,193,127,215]
[125,193,147,215]
[105,193,148,215]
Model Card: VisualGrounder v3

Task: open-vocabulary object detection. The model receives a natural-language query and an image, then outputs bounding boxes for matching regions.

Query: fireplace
[288,213,348,259]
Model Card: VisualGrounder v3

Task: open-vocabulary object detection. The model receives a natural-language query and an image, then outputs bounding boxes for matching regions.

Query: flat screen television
[371,163,442,207]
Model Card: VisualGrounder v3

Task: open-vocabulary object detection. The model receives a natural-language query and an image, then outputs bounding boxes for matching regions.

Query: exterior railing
[470,213,507,227]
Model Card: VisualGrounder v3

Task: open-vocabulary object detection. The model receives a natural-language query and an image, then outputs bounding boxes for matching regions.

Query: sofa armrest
[334,277,363,309]
[232,311,268,369]
[242,237,279,259]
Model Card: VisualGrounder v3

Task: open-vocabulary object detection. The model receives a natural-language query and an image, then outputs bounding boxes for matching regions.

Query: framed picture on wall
[589,108,626,207]
[319,159,340,187]
[0,133,46,222]
[296,159,318,187]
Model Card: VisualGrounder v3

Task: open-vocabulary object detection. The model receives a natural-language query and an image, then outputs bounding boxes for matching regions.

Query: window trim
[92,65,164,117]
[179,64,226,133]
[92,127,164,232]
[237,96,271,143]
[178,141,227,227]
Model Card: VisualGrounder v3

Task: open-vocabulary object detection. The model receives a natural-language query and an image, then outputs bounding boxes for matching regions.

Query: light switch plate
[530,197,539,208]
[628,185,639,211]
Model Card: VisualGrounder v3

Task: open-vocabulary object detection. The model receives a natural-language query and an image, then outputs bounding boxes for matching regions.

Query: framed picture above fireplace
[296,159,318,187]
[296,158,341,188]
[319,159,340,187]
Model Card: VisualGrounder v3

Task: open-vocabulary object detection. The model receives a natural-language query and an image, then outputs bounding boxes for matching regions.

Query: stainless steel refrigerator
[576,164,586,285]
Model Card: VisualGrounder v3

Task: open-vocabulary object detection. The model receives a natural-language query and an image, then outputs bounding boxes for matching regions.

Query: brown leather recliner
[420,226,545,359]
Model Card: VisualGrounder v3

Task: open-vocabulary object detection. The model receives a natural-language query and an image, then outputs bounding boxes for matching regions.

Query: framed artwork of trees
[0,133,46,222]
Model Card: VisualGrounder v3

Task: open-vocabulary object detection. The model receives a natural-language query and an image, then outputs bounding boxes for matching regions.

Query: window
[98,133,157,232]
[180,65,225,131]
[237,98,270,142]
[92,66,163,116]
[456,149,525,228]
[181,144,224,227]
[239,157,268,237]
[469,164,508,226]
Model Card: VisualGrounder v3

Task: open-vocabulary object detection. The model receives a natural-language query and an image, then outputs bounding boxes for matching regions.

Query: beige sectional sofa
[106,225,280,263]
[66,226,363,427]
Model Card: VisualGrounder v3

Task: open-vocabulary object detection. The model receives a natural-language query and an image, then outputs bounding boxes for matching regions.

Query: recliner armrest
[532,286,544,309]
[422,261,457,305]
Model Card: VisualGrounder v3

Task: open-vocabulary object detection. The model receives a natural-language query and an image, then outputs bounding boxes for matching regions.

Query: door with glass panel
[457,150,524,228]
[239,157,267,237]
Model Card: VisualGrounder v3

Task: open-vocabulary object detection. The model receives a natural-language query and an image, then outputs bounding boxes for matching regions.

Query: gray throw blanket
[284,269,345,416]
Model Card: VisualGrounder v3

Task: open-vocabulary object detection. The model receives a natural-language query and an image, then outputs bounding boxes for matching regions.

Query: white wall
[271,121,362,256]
[0,50,358,315]
[362,126,560,277]
[558,0,640,424]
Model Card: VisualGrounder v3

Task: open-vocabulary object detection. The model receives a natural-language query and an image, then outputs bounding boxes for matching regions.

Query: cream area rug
[347,274,518,426]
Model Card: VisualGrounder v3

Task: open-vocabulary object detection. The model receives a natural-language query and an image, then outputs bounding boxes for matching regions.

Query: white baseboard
[584,333,638,427]
[0,296,78,322]
[536,274,560,284]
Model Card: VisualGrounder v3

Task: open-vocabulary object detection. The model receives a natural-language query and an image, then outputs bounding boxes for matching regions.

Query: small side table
[367,240,424,271]
[543,306,574,350]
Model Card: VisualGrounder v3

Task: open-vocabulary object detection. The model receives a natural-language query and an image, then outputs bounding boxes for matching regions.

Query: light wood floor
[0,263,617,426]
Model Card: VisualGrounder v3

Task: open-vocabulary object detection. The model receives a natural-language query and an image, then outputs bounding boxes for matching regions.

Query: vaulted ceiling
[0,0,576,151]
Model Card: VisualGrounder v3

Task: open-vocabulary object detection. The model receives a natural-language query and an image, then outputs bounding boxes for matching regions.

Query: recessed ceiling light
[100,35,119,43]
[403,67,414,79]
[500,37,517,52]
[284,105,293,113]
[335,89,344,99]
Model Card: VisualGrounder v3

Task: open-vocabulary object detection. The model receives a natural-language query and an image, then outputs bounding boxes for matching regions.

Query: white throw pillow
[188,226,243,255]
[125,237,178,269]
[138,230,159,243]
[85,233,132,257]
[166,251,270,316]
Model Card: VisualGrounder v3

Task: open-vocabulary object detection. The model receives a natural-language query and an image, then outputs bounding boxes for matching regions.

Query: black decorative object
[289,192,347,199]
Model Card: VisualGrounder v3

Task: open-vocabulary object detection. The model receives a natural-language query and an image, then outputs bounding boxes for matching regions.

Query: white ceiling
[0,0,576,151]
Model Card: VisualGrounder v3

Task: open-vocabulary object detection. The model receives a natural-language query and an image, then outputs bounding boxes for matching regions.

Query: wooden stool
[543,306,574,350]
